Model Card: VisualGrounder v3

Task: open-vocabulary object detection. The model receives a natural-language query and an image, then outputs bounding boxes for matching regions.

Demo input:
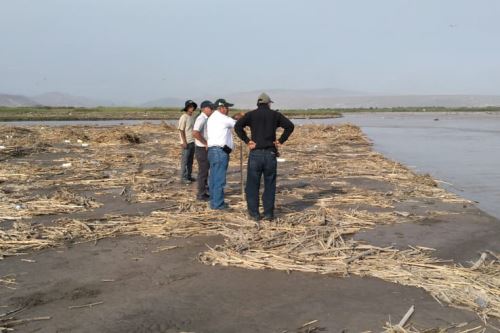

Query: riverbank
[0,123,498,332]
[0,106,341,121]
[1,106,500,121]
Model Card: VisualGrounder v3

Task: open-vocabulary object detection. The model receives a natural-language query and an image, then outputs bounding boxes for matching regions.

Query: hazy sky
[1,0,499,104]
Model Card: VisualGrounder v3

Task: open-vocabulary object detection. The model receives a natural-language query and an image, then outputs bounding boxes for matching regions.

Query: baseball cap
[214,98,234,108]
[200,100,215,109]
[257,93,273,104]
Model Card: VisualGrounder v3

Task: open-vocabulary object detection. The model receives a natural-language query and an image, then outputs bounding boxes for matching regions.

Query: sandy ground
[0,235,488,333]
[1,125,499,332]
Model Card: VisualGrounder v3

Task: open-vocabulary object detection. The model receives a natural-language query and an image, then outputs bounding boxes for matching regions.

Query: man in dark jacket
[234,93,295,221]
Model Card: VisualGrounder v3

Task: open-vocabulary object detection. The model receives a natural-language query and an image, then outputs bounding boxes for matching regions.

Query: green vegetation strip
[1,106,499,121]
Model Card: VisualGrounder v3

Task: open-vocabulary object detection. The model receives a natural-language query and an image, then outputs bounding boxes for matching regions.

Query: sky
[1,0,499,104]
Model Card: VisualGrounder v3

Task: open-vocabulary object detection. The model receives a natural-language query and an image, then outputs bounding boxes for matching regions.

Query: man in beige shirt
[178,100,197,184]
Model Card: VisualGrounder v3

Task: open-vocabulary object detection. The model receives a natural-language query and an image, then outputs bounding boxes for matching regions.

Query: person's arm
[276,113,295,145]
[178,116,188,148]
[192,116,207,147]
[232,112,245,121]
[226,115,237,128]
[234,113,250,143]
[192,131,206,146]
[235,113,257,150]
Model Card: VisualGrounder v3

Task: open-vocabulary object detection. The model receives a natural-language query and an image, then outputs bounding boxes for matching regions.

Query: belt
[252,147,276,152]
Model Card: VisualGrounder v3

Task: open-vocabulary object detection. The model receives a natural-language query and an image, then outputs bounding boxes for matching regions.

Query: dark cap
[182,99,198,111]
[200,100,215,110]
[214,98,234,108]
[257,92,273,104]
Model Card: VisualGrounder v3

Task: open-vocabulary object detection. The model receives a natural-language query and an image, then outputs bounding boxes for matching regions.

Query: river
[298,112,500,219]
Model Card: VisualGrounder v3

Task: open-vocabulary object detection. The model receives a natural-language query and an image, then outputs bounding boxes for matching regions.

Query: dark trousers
[245,149,277,218]
[180,142,195,180]
[195,146,209,198]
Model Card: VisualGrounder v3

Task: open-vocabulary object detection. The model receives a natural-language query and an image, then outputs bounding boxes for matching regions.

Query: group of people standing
[177,93,294,222]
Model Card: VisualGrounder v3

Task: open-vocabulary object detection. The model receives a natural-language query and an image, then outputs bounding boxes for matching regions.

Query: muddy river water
[2,112,500,219]
[299,112,500,219]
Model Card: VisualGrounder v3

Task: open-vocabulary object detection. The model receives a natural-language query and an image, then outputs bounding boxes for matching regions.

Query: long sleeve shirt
[234,105,295,149]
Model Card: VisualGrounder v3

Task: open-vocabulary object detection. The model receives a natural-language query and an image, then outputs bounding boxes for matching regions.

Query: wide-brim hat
[182,99,198,111]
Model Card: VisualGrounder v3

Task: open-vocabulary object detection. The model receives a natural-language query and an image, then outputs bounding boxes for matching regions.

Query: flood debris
[0,188,100,221]
[120,132,142,144]
[1,315,51,332]
[0,123,498,327]
[470,252,488,271]
[0,275,16,290]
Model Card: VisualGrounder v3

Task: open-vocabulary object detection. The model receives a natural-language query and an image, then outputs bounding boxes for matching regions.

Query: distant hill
[3,89,500,109]
[143,89,500,109]
[223,90,500,109]
[32,92,113,107]
[141,97,185,108]
[296,94,500,110]
[139,89,366,108]
[225,88,367,109]
[0,94,38,107]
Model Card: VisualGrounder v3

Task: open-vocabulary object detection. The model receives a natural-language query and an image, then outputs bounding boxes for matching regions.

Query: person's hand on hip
[247,140,257,150]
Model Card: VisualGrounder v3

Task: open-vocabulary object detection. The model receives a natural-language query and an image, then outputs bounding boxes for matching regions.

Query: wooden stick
[486,250,499,262]
[240,141,244,198]
[300,319,318,328]
[397,305,415,327]
[68,301,103,309]
[2,316,51,325]
[0,306,25,318]
[470,252,488,270]
[345,249,378,264]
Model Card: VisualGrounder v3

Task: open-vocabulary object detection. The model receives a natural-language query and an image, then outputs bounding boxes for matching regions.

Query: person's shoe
[181,178,191,185]
[187,177,196,182]
[248,213,261,222]
[197,194,210,201]
[263,215,274,221]
[210,202,230,210]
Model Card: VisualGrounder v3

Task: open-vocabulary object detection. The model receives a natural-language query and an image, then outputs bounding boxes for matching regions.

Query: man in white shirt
[192,100,214,201]
[206,98,243,210]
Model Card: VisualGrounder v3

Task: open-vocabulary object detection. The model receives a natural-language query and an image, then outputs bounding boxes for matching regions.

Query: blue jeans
[245,149,277,218]
[208,147,229,209]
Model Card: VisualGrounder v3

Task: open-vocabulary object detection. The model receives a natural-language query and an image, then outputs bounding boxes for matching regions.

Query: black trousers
[195,145,209,198]
[180,142,195,180]
[245,149,277,218]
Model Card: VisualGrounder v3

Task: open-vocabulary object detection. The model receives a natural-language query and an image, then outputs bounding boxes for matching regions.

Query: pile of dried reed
[0,189,100,221]
[200,217,499,321]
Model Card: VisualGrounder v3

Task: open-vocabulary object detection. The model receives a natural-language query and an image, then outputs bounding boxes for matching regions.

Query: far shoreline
[0,106,500,122]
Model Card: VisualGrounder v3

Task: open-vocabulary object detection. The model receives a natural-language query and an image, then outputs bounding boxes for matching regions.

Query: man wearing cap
[192,100,214,201]
[206,98,243,210]
[235,93,294,221]
[178,99,197,184]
